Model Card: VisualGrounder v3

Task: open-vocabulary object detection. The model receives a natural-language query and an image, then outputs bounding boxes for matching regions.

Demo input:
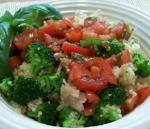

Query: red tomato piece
[38,20,59,38]
[49,45,61,52]
[84,103,96,116]
[13,29,39,51]
[84,19,96,27]
[10,56,23,69]
[69,58,116,91]
[66,27,83,42]
[92,21,110,35]
[73,78,107,91]
[82,29,98,39]
[112,22,127,40]
[56,37,67,45]
[124,94,138,112]
[85,91,100,105]
[84,91,100,116]
[62,18,73,27]
[105,56,117,68]
[84,57,117,85]
[119,49,131,66]
[62,42,95,57]
[69,62,91,81]
[38,20,67,38]
[90,66,101,78]
[43,34,54,46]
[137,87,150,105]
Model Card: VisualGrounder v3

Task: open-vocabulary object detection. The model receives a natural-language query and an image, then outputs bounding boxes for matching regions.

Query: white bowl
[0,1,150,129]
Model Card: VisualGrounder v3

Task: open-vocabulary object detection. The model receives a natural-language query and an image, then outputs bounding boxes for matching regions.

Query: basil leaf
[0,22,14,79]
[0,11,13,23]
[13,4,63,33]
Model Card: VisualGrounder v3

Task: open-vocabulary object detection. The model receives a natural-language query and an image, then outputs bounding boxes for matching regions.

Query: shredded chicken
[60,80,86,113]
[113,63,137,90]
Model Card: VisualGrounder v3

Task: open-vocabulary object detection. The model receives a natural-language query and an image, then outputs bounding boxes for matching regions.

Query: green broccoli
[133,53,150,77]
[13,76,42,104]
[26,42,56,76]
[100,84,127,106]
[94,39,125,57]
[59,107,88,128]
[37,72,64,94]
[36,102,58,125]
[0,77,13,100]
[26,102,58,125]
[92,103,122,125]
[79,38,125,57]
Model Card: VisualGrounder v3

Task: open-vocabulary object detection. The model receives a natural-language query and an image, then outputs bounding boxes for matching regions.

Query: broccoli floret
[92,104,122,125]
[26,42,56,76]
[0,77,13,100]
[26,102,58,125]
[133,53,150,77]
[95,39,125,57]
[79,38,125,57]
[37,73,64,94]
[36,103,58,125]
[100,85,127,106]
[59,107,88,128]
[13,76,42,104]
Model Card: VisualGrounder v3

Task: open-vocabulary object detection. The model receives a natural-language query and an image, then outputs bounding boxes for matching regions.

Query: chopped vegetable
[100,84,127,106]
[63,42,95,57]
[79,38,103,47]
[10,56,23,69]
[37,73,65,94]
[36,103,58,125]
[119,49,131,65]
[133,53,150,77]
[26,42,55,76]
[112,22,132,40]
[59,107,88,127]
[0,77,13,100]
[95,39,125,57]
[13,76,42,104]
[26,102,58,125]
[92,104,122,125]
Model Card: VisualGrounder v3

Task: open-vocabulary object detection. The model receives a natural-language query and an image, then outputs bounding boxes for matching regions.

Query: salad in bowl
[0,3,150,128]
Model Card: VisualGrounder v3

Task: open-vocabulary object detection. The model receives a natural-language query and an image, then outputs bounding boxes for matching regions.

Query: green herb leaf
[79,38,103,47]
[13,4,63,33]
[0,22,14,79]
[0,11,13,23]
